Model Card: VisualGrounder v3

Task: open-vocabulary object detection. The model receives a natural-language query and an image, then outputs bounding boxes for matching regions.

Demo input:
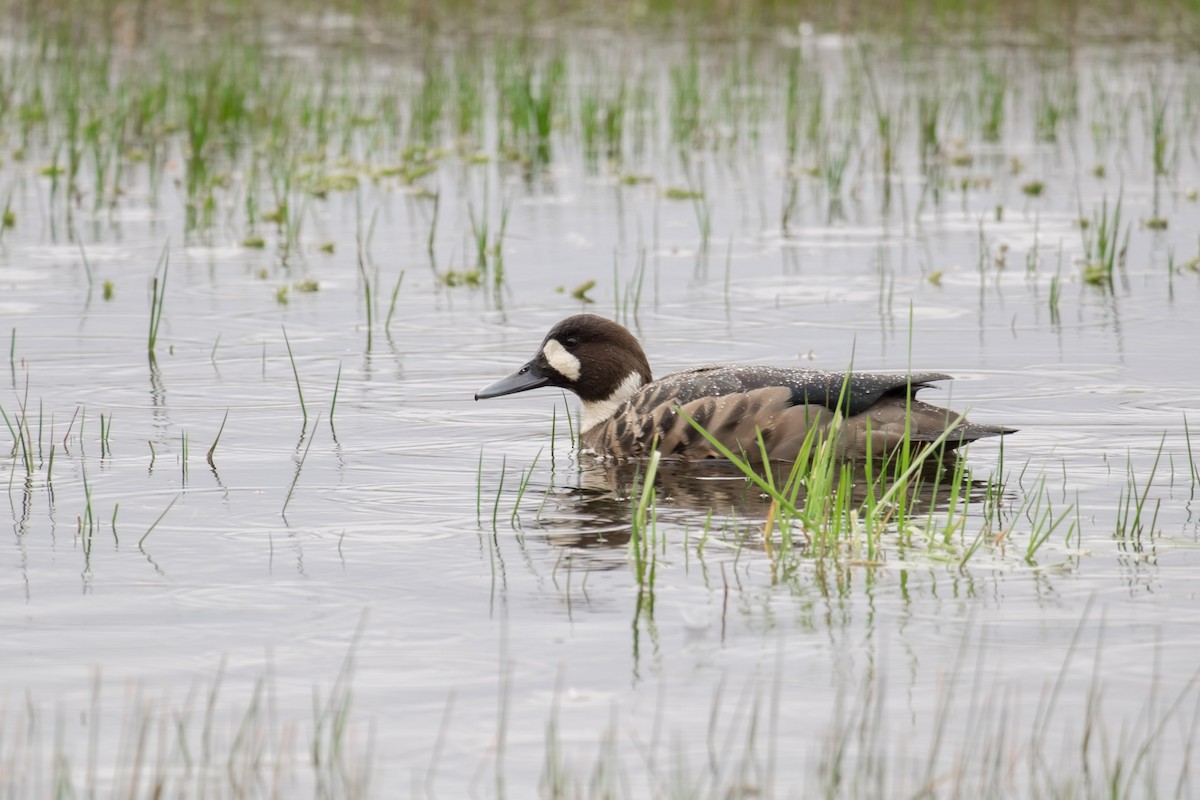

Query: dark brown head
[475,314,653,403]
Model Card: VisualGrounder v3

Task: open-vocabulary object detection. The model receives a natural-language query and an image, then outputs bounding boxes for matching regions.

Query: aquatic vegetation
[281,325,308,428]
[1080,195,1130,288]
[146,243,169,358]
[0,0,1188,269]
[4,608,1194,797]
[667,406,1047,576]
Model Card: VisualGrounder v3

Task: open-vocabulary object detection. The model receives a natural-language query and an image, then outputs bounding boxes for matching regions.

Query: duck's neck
[580,372,645,432]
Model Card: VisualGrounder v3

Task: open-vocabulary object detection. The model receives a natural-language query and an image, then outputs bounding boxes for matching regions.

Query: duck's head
[475,315,653,406]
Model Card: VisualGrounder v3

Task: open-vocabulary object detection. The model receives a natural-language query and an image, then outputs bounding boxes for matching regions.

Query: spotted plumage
[475,314,1014,462]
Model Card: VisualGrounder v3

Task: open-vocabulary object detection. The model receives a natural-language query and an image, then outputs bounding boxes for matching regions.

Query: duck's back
[581,365,1006,461]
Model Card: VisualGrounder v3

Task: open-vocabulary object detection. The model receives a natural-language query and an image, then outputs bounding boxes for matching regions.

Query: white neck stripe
[581,371,644,432]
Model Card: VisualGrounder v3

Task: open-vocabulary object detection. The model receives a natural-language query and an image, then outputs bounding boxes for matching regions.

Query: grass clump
[662,186,703,201]
[659,404,1034,578]
[146,243,169,359]
[1080,196,1130,288]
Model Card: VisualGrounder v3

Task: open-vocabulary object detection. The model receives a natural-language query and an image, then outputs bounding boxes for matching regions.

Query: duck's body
[476,315,1014,462]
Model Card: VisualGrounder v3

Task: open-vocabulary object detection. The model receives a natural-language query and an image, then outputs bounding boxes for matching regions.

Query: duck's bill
[475,360,551,400]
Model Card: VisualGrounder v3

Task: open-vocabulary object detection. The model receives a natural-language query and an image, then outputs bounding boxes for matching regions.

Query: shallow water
[2,6,1200,795]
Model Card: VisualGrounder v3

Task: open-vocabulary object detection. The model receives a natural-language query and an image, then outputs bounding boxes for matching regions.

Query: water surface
[1,5,1199,795]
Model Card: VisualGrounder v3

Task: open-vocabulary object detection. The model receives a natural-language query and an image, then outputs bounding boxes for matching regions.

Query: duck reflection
[532,454,997,556]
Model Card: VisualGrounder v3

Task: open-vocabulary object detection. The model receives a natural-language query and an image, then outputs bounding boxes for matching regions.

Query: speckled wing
[634,365,951,417]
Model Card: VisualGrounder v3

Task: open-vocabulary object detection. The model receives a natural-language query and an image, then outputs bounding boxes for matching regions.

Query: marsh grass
[476,447,486,527]
[0,2,1192,282]
[1035,70,1078,143]
[551,612,1192,798]
[78,450,95,541]
[466,184,513,294]
[1080,195,1130,288]
[281,325,308,429]
[629,449,662,592]
[179,430,188,481]
[675,407,964,565]
[1048,270,1063,325]
[205,410,229,469]
[491,455,507,533]
[355,200,381,348]
[564,400,1073,581]
[1,648,371,799]
[98,411,111,457]
[282,414,322,521]
[1184,413,1199,487]
[138,493,179,550]
[510,448,544,527]
[329,362,343,435]
[1147,79,1174,178]
[612,248,648,325]
[861,46,899,201]
[0,398,35,477]
[1011,473,1077,563]
[146,243,169,358]
[1115,436,1166,546]
[384,271,405,334]
[10,609,1193,797]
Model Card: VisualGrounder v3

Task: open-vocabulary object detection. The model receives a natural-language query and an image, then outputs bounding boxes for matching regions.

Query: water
[1,7,1199,795]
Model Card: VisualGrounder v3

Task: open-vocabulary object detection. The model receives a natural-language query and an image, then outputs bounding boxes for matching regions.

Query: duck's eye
[565,337,579,349]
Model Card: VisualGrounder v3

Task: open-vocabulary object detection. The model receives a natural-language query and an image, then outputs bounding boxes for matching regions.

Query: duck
[475,314,1014,462]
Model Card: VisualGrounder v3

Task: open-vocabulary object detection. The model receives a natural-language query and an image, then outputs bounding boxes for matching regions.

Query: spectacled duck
[475,314,1014,461]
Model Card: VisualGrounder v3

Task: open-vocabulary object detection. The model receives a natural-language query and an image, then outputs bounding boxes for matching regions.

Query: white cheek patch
[542,338,581,381]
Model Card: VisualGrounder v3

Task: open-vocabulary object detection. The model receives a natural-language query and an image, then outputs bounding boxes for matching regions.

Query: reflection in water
[531,455,1001,556]
[521,454,1012,681]
[147,355,170,460]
